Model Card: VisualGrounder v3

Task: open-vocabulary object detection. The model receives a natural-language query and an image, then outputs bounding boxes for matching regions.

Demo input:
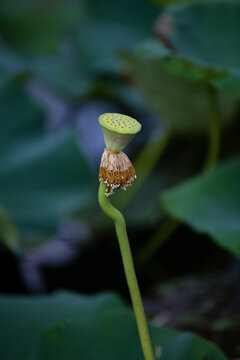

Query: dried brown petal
[99,149,136,196]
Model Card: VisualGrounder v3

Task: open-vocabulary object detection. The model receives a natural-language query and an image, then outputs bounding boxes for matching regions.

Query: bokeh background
[0,0,240,359]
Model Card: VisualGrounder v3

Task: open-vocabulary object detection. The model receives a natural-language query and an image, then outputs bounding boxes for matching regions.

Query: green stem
[136,87,221,270]
[136,218,180,271]
[98,182,155,360]
[134,128,171,189]
[203,86,221,170]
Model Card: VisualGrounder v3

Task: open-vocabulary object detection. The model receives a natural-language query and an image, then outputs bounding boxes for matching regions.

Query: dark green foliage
[0,0,239,358]
[0,291,227,360]
[161,159,240,257]
[0,84,95,235]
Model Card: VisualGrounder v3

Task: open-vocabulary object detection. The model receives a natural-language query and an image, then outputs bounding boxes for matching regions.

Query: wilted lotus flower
[99,113,141,196]
[98,113,154,360]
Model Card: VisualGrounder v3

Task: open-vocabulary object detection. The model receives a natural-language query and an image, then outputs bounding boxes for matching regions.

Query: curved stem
[203,86,221,170]
[98,182,155,360]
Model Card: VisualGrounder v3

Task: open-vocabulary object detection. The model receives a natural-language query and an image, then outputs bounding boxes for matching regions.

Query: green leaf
[0,130,95,233]
[30,311,227,360]
[159,1,240,73]
[29,0,158,96]
[86,0,157,32]
[0,1,93,96]
[0,291,125,360]
[30,55,94,97]
[124,1,240,131]
[152,327,227,360]
[0,84,95,234]
[0,0,85,54]
[125,49,236,132]
[0,0,159,97]
[161,158,240,258]
[148,1,240,98]
[0,290,226,360]
[76,21,146,74]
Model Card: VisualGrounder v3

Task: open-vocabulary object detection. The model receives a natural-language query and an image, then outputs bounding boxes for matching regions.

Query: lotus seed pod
[99,113,141,153]
[99,113,141,196]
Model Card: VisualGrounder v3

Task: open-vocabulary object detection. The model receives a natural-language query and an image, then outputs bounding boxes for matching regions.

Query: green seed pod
[99,113,141,153]
[99,113,141,196]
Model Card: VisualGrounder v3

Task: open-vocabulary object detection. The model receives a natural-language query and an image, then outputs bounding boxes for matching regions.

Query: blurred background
[0,0,240,358]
